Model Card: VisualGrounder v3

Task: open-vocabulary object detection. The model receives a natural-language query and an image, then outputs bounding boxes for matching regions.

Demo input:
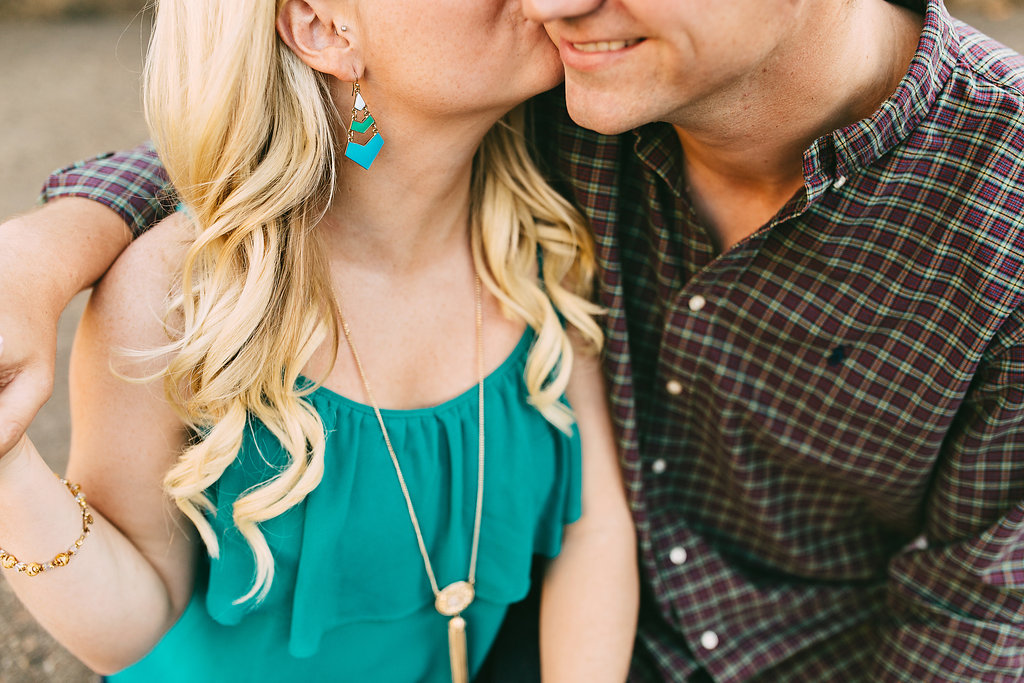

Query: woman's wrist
[0,433,39,480]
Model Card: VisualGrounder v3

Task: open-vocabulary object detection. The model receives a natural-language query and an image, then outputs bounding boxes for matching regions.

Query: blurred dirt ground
[0,12,149,683]
[1,5,1023,683]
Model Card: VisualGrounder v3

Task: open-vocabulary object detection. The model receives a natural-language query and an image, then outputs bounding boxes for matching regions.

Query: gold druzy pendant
[435,580,475,617]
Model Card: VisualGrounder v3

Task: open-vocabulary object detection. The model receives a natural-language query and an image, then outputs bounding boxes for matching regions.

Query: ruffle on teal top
[112,330,582,681]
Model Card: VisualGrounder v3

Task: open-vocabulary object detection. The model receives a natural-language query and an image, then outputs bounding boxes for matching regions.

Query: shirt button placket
[662,292,708,402]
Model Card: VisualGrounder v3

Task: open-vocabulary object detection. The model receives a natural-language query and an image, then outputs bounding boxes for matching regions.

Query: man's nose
[522,0,603,23]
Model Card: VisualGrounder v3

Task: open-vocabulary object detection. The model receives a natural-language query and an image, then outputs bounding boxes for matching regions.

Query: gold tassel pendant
[448,615,469,683]
[437,582,474,682]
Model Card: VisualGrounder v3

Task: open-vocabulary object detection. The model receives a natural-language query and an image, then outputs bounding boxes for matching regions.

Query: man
[522,1,1024,679]
[2,0,1022,679]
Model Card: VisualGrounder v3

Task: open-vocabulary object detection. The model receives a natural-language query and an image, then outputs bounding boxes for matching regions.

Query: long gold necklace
[337,276,484,683]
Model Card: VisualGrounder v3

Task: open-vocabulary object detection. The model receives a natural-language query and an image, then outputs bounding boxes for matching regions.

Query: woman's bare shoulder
[88,212,192,350]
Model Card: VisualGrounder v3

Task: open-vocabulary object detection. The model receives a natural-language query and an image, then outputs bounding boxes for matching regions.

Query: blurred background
[1,4,148,681]
[1,1,1023,680]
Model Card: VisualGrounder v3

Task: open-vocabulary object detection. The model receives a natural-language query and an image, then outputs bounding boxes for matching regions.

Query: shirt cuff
[39,141,173,237]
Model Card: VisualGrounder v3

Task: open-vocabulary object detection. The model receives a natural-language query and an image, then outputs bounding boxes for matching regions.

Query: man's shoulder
[900,24,1024,304]
[932,19,1024,154]
[953,20,1024,97]
[912,19,1024,186]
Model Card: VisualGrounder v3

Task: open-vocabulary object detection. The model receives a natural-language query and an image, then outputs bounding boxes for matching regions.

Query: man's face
[523,0,804,134]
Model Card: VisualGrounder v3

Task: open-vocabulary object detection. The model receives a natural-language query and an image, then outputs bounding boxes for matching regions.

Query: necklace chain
[336,276,485,596]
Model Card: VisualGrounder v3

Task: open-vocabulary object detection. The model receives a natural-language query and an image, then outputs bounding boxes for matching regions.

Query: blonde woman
[0,0,637,680]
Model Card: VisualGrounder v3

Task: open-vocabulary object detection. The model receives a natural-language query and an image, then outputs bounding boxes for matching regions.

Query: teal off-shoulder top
[110,329,581,682]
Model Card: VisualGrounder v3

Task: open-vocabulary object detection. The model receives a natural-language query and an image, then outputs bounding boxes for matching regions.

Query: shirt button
[688,295,707,312]
[833,175,848,189]
[669,546,687,565]
[700,630,720,650]
[666,379,683,396]
[651,458,667,475]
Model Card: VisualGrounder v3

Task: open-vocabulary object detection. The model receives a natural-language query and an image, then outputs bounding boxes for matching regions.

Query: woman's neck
[321,106,497,272]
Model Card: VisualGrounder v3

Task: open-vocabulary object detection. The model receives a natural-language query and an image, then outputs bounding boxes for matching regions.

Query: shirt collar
[629,0,955,205]
[816,0,957,182]
[631,122,686,198]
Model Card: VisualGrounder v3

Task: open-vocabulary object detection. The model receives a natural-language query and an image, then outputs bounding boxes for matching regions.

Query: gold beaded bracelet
[0,476,94,577]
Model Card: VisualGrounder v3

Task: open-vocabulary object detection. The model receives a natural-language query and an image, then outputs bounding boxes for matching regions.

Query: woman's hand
[0,200,132,455]
[0,331,55,457]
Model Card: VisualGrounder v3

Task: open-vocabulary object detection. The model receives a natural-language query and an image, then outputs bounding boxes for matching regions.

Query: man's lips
[569,38,644,53]
[558,37,645,71]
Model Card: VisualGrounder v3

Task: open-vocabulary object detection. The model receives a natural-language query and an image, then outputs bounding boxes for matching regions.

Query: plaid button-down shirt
[529,1,1024,679]
[42,1,1024,680]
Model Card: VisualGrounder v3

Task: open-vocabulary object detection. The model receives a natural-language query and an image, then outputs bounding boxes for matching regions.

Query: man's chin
[564,95,641,136]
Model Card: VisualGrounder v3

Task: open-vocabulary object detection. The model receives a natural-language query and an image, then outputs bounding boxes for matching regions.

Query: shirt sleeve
[873,306,1024,681]
[39,140,174,237]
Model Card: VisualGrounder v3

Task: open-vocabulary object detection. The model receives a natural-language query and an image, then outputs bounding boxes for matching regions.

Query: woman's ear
[277,0,362,81]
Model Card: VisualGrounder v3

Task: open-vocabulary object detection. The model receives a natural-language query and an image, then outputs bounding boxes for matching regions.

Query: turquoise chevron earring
[345,81,383,170]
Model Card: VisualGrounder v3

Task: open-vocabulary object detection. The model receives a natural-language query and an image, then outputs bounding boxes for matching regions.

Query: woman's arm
[0,214,197,674]
[540,339,639,681]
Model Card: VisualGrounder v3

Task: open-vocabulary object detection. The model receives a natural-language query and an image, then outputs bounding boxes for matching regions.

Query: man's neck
[672,0,924,252]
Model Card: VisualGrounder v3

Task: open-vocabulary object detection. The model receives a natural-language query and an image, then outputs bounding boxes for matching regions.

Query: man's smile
[569,38,643,52]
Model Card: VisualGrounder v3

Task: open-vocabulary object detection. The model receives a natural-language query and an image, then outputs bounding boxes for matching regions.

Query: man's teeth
[572,39,640,53]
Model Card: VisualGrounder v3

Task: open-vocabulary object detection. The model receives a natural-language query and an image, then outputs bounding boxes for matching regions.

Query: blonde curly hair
[143,0,602,604]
